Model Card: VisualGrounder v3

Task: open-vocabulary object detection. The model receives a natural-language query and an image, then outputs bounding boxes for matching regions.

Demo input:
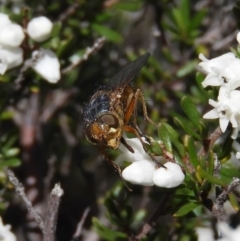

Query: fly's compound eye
[85,123,102,144]
[99,114,119,129]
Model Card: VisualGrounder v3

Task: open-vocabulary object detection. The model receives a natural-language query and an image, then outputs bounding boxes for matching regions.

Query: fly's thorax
[84,112,123,149]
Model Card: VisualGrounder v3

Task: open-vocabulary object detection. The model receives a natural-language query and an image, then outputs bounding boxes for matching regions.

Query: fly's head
[85,113,123,149]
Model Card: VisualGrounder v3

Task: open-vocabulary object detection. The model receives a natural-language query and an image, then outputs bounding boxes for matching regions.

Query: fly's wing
[106,53,150,90]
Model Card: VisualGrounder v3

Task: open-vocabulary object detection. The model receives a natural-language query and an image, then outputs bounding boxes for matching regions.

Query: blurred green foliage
[0,0,240,241]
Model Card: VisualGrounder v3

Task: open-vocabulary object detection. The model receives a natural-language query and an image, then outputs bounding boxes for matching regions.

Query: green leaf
[92,217,127,241]
[228,192,240,211]
[3,148,20,157]
[186,136,199,168]
[173,202,199,217]
[197,166,226,186]
[176,60,198,78]
[162,123,185,157]
[179,0,190,30]
[147,141,163,156]
[51,22,62,38]
[174,117,200,140]
[189,10,207,31]
[217,136,233,160]
[0,158,21,167]
[92,24,122,43]
[181,96,202,129]
[1,135,18,152]
[114,2,141,11]
[132,209,146,227]
[104,198,124,224]
[220,167,240,179]
[207,151,215,174]
[158,123,172,153]
[172,8,184,31]
[148,56,163,75]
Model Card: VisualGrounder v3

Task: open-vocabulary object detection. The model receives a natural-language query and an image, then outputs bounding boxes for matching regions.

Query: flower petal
[153,162,185,188]
[27,16,53,42]
[236,152,240,159]
[202,74,223,88]
[118,137,151,162]
[237,32,240,44]
[0,13,11,29]
[0,53,7,74]
[0,217,16,241]
[219,116,229,132]
[0,23,24,47]
[231,127,239,139]
[122,160,155,186]
[199,53,236,74]
[203,109,219,119]
[230,114,238,128]
[0,46,23,74]
[32,49,60,83]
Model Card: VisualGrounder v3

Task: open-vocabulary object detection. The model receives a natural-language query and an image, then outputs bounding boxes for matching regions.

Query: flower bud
[0,13,11,29]
[0,23,25,47]
[122,160,155,186]
[27,16,53,42]
[32,49,60,83]
[237,32,240,45]
[0,46,23,74]
[153,162,185,188]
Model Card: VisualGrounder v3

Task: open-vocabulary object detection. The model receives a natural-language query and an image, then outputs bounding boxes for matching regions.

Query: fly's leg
[123,89,166,168]
[133,89,158,129]
[123,125,165,168]
[120,137,134,153]
[99,148,132,191]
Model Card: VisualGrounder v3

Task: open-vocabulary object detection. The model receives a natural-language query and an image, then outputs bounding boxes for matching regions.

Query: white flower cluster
[0,217,16,241]
[200,34,240,139]
[196,222,240,241]
[116,137,185,188]
[0,13,60,83]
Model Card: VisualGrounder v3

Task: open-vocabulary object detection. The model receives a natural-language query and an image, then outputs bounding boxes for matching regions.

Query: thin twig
[40,88,78,123]
[7,170,45,231]
[14,50,44,88]
[43,184,64,241]
[44,156,57,200]
[198,127,222,156]
[61,37,106,74]
[8,170,64,241]
[212,178,240,221]
[213,153,221,177]
[72,207,90,239]
[58,2,80,22]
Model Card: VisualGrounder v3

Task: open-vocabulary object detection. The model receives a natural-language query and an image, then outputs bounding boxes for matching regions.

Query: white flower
[232,125,240,139]
[199,52,240,91]
[203,87,240,133]
[27,16,53,42]
[115,137,151,164]
[0,217,16,241]
[32,49,60,83]
[237,32,240,44]
[0,22,25,47]
[220,58,240,90]
[218,222,240,241]
[195,226,215,241]
[117,137,185,188]
[122,160,155,186]
[153,162,185,188]
[0,46,23,74]
[0,13,11,29]
[236,152,240,159]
